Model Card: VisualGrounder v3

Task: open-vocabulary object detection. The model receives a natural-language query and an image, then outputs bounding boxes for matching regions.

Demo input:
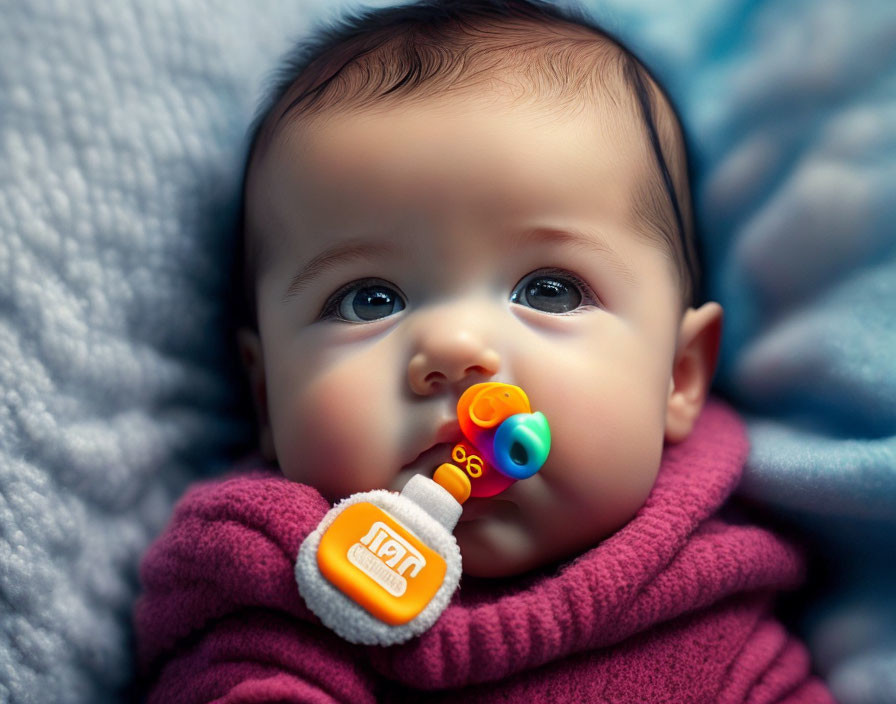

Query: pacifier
[295,382,550,645]
[439,382,551,500]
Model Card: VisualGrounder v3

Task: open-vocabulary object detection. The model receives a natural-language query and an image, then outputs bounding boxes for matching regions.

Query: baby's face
[243,89,706,576]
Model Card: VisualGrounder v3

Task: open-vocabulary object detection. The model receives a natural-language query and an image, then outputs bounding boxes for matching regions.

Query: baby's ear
[664,302,723,443]
[236,328,275,460]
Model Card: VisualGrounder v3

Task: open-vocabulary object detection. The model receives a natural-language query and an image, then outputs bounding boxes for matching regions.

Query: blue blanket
[1,0,893,701]
[606,3,896,701]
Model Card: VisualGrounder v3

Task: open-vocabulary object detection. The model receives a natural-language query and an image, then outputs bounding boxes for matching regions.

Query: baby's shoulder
[136,465,334,687]
[174,463,324,520]
[146,465,331,577]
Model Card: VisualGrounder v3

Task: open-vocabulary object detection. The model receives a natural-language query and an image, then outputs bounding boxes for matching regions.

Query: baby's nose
[407,316,501,395]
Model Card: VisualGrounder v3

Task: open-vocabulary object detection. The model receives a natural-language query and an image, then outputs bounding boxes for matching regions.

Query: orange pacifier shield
[463,383,531,430]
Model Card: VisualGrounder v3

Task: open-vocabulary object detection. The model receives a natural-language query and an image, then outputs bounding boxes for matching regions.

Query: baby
[135,1,834,701]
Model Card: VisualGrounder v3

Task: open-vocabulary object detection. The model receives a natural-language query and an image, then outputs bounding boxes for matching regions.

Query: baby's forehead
[249,87,655,238]
[248,96,675,304]
[251,75,681,218]
[250,76,671,224]
[240,11,696,311]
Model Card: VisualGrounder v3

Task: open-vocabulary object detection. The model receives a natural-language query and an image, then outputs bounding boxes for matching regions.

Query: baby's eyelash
[317,277,406,323]
[515,267,601,312]
[318,280,359,321]
[551,269,599,306]
[316,269,599,322]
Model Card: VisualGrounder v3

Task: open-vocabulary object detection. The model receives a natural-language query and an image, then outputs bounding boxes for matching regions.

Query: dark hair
[234,0,701,330]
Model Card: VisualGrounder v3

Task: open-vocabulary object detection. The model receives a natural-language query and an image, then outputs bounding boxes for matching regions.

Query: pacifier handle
[432,463,471,504]
[296,381,551,646]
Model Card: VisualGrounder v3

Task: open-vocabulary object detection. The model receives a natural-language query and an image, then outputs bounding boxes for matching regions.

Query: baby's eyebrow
[510,226,636,284]
[282,226,635,301]
[283,239,399,300]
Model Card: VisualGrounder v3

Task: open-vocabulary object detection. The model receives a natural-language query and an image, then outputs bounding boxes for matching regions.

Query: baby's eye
[320,278,406,323]
[510,269,596,314]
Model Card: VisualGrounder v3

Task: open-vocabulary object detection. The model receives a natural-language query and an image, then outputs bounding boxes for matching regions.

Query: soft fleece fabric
[135,399,833,703]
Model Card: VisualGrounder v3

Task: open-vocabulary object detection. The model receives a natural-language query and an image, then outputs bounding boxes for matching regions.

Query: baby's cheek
[529,362,666,536]
[569,373,661,473]
[274,360,400,500]
[557,414,661,513]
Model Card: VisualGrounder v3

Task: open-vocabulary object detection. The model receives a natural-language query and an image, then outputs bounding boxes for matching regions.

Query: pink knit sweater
[135,399,834,702]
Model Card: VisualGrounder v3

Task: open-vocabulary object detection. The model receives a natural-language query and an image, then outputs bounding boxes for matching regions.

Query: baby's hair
[234,0,701,330]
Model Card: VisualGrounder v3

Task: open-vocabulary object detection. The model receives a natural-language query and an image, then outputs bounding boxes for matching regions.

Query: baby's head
[236,0,722,577]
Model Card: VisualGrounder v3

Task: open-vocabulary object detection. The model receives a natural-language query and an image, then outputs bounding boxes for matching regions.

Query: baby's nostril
[424,371,446,388]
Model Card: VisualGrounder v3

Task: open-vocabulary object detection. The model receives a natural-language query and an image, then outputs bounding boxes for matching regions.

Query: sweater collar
[366,399,763,689]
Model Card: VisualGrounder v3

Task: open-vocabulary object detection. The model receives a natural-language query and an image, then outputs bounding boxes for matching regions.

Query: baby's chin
[454,504,626,578]
[454,511,547,578]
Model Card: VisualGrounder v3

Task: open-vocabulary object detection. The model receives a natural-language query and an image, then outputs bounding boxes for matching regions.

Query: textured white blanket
[0,1,314,700]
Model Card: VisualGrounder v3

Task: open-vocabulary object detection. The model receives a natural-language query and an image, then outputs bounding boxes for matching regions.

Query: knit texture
[135,399,834,703]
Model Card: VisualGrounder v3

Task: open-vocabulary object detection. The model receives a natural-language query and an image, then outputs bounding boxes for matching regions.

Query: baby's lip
[394,422,463,493]
[401,421,463,469]
[400,441,456,476]
[434,420,463,446]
